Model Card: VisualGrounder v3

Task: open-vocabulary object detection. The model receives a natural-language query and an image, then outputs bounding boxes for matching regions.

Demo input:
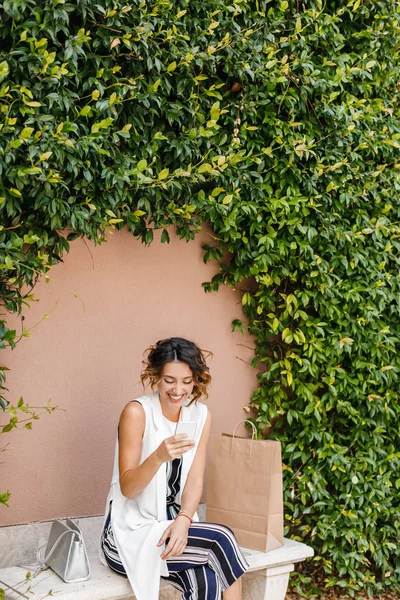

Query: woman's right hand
[155,434,195,463]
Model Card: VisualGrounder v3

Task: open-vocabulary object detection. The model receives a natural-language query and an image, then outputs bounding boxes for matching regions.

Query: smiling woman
[100,337,249,600]
[141,337,212,411]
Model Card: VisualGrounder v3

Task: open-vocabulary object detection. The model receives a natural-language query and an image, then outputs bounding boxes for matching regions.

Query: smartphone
[175,420,197,441]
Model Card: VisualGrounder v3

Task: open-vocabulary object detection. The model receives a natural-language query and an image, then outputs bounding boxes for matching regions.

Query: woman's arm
[119,402,195,499]
[119,402,158,499]
[180,408,211,517]
[158,408,212,559]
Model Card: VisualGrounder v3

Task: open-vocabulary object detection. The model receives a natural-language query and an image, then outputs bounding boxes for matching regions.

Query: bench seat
[0,538,313,600]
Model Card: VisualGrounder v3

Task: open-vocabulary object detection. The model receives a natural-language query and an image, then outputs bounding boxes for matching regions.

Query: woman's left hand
[157,516,190,559]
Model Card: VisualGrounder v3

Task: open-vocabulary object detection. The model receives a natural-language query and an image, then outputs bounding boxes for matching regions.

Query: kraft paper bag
[206,423,284,552]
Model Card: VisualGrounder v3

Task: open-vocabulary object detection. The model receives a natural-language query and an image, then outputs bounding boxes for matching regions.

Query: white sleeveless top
[99,392,208,600]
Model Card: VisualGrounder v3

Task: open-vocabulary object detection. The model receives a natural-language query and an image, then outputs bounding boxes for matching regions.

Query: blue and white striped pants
[101,511,249,599]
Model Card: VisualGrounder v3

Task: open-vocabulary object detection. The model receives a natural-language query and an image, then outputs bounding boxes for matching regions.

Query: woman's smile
[167,392,186,404]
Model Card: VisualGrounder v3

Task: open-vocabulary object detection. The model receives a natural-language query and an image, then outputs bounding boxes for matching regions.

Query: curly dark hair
[141,337,212,403]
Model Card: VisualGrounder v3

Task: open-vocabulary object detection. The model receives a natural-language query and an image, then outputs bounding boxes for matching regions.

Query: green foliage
[1,0,400,594]
[0,397,58,511]
[0,491,10,508]
[0,397,58,434]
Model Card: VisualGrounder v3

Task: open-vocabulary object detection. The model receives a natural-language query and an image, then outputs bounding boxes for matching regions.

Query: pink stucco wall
[0,227,258,526]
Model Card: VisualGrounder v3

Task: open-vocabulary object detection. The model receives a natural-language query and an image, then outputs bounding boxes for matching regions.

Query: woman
[100,337,249,600]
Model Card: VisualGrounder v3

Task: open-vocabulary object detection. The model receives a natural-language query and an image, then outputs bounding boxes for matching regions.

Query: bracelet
[175,512,192,524]
[179,509,193,520]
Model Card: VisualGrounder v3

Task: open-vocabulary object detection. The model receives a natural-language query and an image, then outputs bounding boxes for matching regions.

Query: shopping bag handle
[228,420,257,457]
[232,419,257,440]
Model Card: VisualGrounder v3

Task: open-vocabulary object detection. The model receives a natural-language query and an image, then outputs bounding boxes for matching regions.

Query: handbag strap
[19,527,83,578]
[39,528,82,565]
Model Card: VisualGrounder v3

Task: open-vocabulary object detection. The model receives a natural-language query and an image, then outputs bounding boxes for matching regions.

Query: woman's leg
[222,576,242,599]
[165,521,248,599]
[101,510,127,576]
[164,565,222,600]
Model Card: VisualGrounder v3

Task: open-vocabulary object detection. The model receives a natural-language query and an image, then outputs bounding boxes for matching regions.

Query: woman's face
[158,361,194,409]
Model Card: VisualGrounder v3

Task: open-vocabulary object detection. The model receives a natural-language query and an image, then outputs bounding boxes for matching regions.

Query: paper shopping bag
[206,425,284,552]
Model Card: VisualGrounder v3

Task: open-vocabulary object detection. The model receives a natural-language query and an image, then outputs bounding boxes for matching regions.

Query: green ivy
[1,0,400,595]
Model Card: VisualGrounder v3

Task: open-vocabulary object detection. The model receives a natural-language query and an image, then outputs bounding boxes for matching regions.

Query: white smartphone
[175,420,197,441]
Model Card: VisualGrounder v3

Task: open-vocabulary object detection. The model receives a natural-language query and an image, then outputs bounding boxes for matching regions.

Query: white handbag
[41,518,90,582]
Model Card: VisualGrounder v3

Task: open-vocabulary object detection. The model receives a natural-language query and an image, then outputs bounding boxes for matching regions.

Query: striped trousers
[101,510,249,599]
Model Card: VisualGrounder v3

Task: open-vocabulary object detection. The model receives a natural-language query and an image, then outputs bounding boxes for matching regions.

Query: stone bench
[0,512,314,599]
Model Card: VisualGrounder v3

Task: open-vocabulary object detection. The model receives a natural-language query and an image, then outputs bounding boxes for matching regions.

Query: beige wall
[0,226,257,526]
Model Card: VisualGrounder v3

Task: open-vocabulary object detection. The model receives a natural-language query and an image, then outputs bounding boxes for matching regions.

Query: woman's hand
[155,434,195,464]
[157,516,191,559]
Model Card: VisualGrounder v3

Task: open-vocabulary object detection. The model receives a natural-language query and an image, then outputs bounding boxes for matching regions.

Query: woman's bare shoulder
[120,400,146,426]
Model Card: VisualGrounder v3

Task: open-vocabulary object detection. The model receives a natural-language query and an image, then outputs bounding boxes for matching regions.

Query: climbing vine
[1,0,399,595]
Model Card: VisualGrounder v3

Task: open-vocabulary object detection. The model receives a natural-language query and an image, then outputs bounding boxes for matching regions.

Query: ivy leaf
[110,38,120,49]
[79,105,91,116]
[0,61,9,80]
[198,163,212,173]
[153,132,168,141]
[137,159,147,171]
[161,230,170,243]
[158,168,169,180]
[20,127,34,140]
[339,337,354,348]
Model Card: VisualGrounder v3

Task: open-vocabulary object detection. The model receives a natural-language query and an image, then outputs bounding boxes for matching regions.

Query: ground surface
[287,591,400,600]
